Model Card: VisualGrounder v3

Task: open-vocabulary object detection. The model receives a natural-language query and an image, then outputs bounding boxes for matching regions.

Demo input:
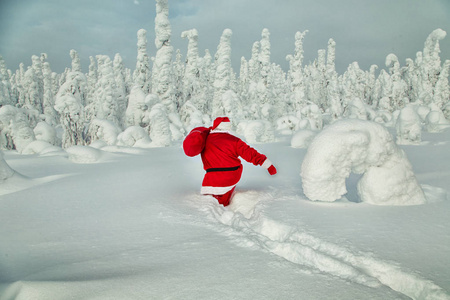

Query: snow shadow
[188,191,449,300]
[344,173,364,203]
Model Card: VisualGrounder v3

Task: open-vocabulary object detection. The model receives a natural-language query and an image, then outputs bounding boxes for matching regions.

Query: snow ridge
[192,192,449,300]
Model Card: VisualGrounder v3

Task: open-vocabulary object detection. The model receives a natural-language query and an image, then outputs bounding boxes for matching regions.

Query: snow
[301,120,426,205]
[0,127,449,299]
[290,129,316,148]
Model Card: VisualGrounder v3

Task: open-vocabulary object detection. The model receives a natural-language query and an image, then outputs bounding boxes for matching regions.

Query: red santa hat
[212,117,231,130]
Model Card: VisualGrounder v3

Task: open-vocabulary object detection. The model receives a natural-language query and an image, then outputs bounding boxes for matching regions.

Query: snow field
[0,129,449,299]
[191,187,449,300]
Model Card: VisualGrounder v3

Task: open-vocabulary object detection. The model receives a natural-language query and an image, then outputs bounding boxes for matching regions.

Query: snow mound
[66,146,104,164]
[301,119,426,205]
[22,141,65,156]
[291,130,316,148]
[117,126,152,148]
[1,151,15,182]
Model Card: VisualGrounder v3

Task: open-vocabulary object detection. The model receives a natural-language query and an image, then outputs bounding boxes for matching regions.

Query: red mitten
[268,165,277,175]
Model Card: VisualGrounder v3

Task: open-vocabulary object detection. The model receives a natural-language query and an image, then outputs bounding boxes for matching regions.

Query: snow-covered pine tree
[133,29,152,94]
[22,65,41,113]
[69,50,87,106]
[259,29,271,89]
[286,30,308,115]
[246,41,262,119]
[54,51,88,148]
[70,49,82,73]
[8,71,18,107]
[125,85,149,128]
[325,38,342,120]
[417,29,447,104]
[366,65,378,107]
[373,69,393,112]
[173,49,185,110]
[85,56,98,123]
[42,60,58,125]
[257,29,277,121]
[423,29,446,88]
[54,75,86,148]
[385,54,408,110]
[0,105,36,152]
[432,60,450,110]
[152,0,176,115]
[94,55,120,126]
[181,29,201,109]
[341,62,366,110]
[0,55,13,107]
[51,70,60,99]
[32,55,45,112]
[113,53,128,128]
[147,103,171,147]
[212,29,233,119]
[15,63,26,108]
[238,57,249,106]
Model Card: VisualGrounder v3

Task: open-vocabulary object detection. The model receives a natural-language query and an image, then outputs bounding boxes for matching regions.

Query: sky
[0,0,449,75]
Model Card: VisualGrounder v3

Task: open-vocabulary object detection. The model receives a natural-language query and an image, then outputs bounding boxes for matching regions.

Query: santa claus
[200,117,277,206]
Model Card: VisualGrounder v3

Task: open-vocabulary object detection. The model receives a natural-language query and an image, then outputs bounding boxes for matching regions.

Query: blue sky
[0,0,449,74]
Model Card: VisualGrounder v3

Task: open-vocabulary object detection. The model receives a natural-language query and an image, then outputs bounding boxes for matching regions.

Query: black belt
[206,165,241,173]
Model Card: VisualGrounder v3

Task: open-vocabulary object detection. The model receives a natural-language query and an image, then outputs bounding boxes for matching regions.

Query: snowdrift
[301,120,426,205]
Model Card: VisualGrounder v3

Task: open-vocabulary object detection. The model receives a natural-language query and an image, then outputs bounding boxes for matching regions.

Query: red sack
[183,127,211,157]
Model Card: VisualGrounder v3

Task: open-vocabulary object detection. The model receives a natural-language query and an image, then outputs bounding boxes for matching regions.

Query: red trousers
[212,187,236,207]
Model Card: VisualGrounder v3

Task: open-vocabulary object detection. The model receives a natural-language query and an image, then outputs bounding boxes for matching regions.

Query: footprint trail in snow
[189,191,450,300]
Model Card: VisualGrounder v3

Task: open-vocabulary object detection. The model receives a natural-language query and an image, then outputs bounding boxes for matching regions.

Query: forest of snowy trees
[0,0,449,153]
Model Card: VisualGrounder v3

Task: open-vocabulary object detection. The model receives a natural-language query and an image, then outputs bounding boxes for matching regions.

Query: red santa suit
[200,117,276,206]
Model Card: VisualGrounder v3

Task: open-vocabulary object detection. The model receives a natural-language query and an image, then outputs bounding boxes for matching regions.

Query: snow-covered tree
[147,103,171,147]
[85,56,98,123]
[422,29,446,88]
[133,29,152,94]
[172,49,185,109]
[70,49,82,73]
[152,0,176,114]
[396,105,422,145]
[341,62,365,111]
[181,29,200,106]
[259,28,271,87]
[113,53,128,128]
[152,44,176,113]
[416,29,447,104]
[0,55,13,107]
[385,54,408,110]
[433,60,450,110]
[196,49,214,115]
[87,118,122,146]
[93,55,120,126]
[54,72,86,148]
[286,30,308,113]
[125,86,149,127]
[0,105,36,152]
[325,38,342,120]
[212,29,233,118]
[42,61,58,125]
